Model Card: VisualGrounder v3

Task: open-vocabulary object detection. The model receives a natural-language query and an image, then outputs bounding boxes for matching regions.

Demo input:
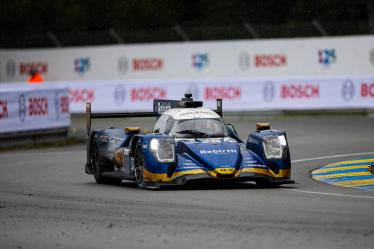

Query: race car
[85,92,294,189]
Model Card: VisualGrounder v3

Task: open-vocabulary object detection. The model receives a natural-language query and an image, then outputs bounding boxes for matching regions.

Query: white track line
[290,151,374,199]
[286,189,374,199]
[291,152,374,163]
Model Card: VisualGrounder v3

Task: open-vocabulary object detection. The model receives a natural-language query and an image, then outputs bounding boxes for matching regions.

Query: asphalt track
[1,115,374,249]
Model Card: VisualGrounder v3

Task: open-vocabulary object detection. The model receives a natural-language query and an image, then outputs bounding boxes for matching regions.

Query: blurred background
[0,0,373,145]
[1,0,373,48]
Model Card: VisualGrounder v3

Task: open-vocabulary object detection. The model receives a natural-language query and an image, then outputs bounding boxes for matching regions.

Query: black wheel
[134,143,147,188]
[91,143,121,185]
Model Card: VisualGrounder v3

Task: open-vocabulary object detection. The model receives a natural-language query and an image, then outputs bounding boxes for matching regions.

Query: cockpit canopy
[153,108,228,138]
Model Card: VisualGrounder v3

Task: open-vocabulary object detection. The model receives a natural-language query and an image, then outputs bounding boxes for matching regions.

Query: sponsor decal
[60,96,69,113]
[131,87,166,101]
[156,102,174,114]
[263,81,275,102]
[69,89,95,103]
[361,82,374,98]
[118,56,129,74]
[192,53,209,70]
[114,84,126,105]
[0,100,8,119]
[370,48,374,67]
[28,97,48,116]
[55,92,69,119]
[342,79,355,101]
[281,84,319,99]
[132,58,163,71]
[6,60,16,78]
[204,86,241,101]
[238,52,250,71]
[19,62,48,75]
[74,57,91,75]
[200,149,237,154]
[98,135,122,143]
[255,54,287,67]
[18,94,27,122]
[318,49,336,66]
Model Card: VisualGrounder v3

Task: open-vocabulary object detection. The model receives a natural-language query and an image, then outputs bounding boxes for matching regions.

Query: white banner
[0,87,70,133]
[1,78,373,113]
[1,36,373,82]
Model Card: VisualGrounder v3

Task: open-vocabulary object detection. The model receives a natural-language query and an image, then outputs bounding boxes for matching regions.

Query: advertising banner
[1,77,373,113]
[1,36,373,82]
[0,87,70,133]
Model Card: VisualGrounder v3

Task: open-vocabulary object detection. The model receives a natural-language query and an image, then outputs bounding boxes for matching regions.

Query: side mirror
[226,124,243,143]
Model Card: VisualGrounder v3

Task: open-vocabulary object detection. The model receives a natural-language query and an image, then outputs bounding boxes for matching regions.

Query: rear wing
[86,98,223,136]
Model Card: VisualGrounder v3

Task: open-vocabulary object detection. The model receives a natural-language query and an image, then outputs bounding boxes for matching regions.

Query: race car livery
[85,92,294,189]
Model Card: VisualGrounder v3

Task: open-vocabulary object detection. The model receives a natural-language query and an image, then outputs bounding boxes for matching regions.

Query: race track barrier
[1,77,374,113]
[0,86,70,147]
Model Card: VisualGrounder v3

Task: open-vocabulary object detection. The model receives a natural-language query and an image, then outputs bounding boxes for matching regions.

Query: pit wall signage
[1,77,373,113]
[0,36,373,82]
[0,87,70,134]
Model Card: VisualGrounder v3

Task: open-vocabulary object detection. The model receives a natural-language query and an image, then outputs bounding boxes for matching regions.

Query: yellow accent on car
[142,167,290,183]
[256,123,271,131]
[124,127,140,134]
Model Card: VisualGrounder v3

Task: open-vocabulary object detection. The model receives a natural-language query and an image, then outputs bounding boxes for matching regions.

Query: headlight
[150,138,175,163]
[262,135,287,159]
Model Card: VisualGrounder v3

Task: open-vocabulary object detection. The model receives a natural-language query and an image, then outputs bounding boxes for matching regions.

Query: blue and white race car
[85,93,293,189]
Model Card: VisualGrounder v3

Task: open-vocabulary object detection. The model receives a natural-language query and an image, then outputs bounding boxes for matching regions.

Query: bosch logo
[132,58,163,71]
[263,82,275,102]
[238,52,250,71]
[192,53,209,70]
[114,84,126,105]
[255,54,287,67]
[118,56,129,74]
[342,79,355,101]
[19,62,48,75]
[69,89,95,103]
[6,60,16,78]
[28,97,48,116]
[0,99,8,119]
[204,86,241,101]
[281,84,319,99]
[74,57,90,75]
[131,87,167,101]
[370,48,374,67]
[318,49,336,66]
[18,94,27,122]
[361,82,374,98]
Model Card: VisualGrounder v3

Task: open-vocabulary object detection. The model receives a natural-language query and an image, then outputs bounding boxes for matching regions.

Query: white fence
[1,77,373,113]
[0,35,373,113]
[1,36,373,82]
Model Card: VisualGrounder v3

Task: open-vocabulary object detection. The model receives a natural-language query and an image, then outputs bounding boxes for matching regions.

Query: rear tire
[91,143,121,185]
[134,143,147,188]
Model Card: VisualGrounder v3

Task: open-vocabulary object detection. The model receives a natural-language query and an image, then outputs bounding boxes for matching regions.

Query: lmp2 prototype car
[85,92,294,189]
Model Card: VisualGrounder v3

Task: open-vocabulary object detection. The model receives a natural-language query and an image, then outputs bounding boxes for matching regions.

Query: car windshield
[170,118,228,138]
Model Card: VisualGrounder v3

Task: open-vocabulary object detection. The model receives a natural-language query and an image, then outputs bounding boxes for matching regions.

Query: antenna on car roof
[182,89,193,101]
